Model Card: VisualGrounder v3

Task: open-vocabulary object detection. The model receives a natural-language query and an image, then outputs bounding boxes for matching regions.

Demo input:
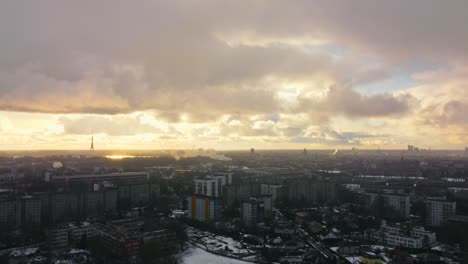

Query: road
[276,209,347,263]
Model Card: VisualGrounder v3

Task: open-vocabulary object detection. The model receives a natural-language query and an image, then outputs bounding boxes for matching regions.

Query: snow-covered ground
[179,247,251,264]
[185,227,257,258]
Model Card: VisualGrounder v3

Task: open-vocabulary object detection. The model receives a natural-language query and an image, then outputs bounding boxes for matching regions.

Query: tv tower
[90,130,94,151]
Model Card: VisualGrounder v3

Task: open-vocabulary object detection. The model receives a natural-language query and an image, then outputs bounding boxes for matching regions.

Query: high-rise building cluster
[1,150,468,263]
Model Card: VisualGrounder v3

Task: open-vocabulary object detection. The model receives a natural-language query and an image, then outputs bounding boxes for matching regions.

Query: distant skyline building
[250,148,255,154]
[408,145,422,151]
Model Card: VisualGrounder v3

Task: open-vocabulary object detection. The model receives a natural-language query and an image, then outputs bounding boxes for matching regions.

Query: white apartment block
[194,172,232,198]
[365,225,436,249]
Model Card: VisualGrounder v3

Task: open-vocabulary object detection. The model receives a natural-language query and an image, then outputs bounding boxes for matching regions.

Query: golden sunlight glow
[105,155,136,160]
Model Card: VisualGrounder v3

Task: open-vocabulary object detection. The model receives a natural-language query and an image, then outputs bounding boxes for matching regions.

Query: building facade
[425,198,456,226]
[0,199,21,227]
[287,178,336,204]
[20,196,41,226]
[223,183,261,208]
[365,225,436,249]
[187,195,222,223]
[194,173,232,198]
[257,195,273,218]
[364,192,411,219]
[260,184,282,204]
[241,198,265,227]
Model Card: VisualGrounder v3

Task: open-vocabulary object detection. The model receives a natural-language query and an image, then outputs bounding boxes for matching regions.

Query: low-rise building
[295,212,308,225]
[94,220,175,258]
[142,229,177,255]
[95,223,142,257]
[365,224,436,249]
[70,222,96,242]
[48,226,70,249]
[48,222,96,250]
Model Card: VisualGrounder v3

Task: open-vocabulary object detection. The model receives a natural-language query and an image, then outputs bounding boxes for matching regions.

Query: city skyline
[1,1,468,150]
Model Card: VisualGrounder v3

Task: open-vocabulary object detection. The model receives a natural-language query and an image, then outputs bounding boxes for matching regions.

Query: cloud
[0,0,467,149]
[410,66,468,129]
[289,127,387,146]
[432,100,468,127]
[0,61,137,114]
[216,0,468,64]
[0,116,13,132]
[326,85,414,117]
[218,117,279,137]
[59,115,159,136]
[296,84,414,122]
[0,0,431,122]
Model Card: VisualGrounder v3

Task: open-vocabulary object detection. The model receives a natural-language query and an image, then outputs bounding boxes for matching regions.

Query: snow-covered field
[179,247,251,264]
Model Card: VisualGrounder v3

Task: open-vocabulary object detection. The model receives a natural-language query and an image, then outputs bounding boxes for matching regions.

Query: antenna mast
[90,129,94,151]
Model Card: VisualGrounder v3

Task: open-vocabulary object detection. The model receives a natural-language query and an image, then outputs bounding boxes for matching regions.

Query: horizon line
[0,148,465,152]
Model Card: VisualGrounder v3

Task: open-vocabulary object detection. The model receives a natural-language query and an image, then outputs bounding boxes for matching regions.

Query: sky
[1,0,468,150]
